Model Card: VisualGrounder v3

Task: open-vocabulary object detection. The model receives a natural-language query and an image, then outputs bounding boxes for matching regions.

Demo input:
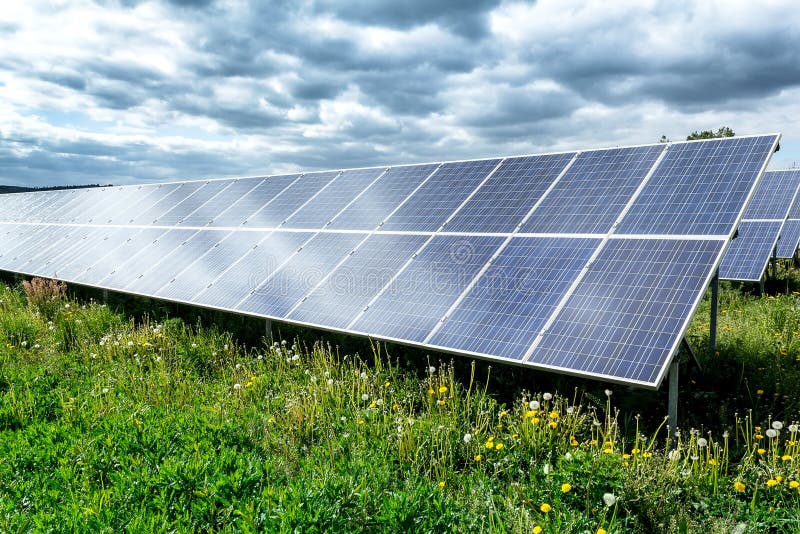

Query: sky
[1,0,799,187]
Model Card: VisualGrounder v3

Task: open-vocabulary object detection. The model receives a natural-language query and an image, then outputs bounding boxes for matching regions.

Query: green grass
[1,279,800,532]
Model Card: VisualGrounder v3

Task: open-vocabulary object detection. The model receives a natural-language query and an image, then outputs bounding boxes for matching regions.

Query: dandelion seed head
[604,389,612,397]
[463,433,472,443]
[429,366,436,373]
[529,400,540,410]
[789,424,799,433]
[772,421,784,430]
[766,429,778,438]
[602,493,617,507]
[233,383,242,390]
[697,438,708,448]
[361,393,369,401]
[543,392,553,401]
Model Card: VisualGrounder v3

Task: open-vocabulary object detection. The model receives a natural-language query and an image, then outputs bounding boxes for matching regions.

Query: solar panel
[380,159,501,232]
[777,219,800,258]
[618,136,778,235]
[444,153,576,233]
[719,221,784,281]
[0,134,780,389]
[718,169,800,279]
[531,238,724,385]
[520,146,665,234]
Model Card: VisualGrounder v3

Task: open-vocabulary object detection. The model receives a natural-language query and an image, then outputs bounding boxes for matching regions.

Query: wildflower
[439,386,448,394]
[782,454,792,461]
[485,439,494,449]
[384,381,391,387]
[604,389,612,397]
[734,481,745,492]
[438,481,445,488]
[549,411,559,419]
[570,438,579,447]
[755,434,764,440]
[668,450,680,461]
[540,503,551,513]
[127,341,134,346]
[767,479,778,487]
[708,459,717,466]
[789,424,799,433]
[622,454,631,460]
[543,393,553,401]
[191,343,198,348]
[429,366,436,373]
[697,438,707,448]
[463,433,472,444]
[20,341,27,347]
[757,448,766,455]
[790,481,800,489]
[495,442,504,450]
[597,529,607,534]
[602,493,617,507]
[757,389,764,395]
[533,527,542,534]
[561,483,572,493]
[474,454,482,462]
[549,422,558,429]
[631,448,640,455]
[233,383,241,390]
[766,429,778,438]
[603,448,613,454]
[777,475,784,483]
[428,388,434,395]
[642,452,652,458]
[327,378,334,385]
[566,406,575,414]
[362,393,369,401]
[529,400,540,410]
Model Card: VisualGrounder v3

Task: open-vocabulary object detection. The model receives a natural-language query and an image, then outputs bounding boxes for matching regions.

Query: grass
[1,278,800,532]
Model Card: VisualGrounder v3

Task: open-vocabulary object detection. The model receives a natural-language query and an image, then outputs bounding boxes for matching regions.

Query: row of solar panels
[719,169,800,281]
[0,138,777,237]
[0,134,782,389]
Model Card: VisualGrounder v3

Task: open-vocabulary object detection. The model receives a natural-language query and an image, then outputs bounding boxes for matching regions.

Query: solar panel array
[0,134,780,389]
[719,169,800,280]
[776,170,800,258]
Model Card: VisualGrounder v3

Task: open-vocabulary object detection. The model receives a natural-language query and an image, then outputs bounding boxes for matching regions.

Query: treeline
[0,184,110,194]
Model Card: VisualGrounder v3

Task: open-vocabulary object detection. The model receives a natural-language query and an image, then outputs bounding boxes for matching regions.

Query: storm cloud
[1,0,799,187]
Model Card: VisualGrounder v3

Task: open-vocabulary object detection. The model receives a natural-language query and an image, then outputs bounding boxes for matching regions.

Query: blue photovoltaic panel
[35,190,83,223]
[289,234,428,329]
[244,171,341,228]
[15,190,74,223]
[209,174,305,227]
[154,231,264,301]
[351,235,504,342]
[74,228,168,284]
[36,227,112,279]
[718,221,783,281]
[104,184,180,225]
[283,168,385,229]
[777,219,800,258]
[82,185,162,225]
[99,229,197,289]
[46,188,108,224]
[380,159,501,232]
[743,170,800,220]
[186,177,266,227]
[618,135,779,235]
[128,183,206,225]
[533,238,723,385]
[444,153,576,233]
[154,181,233,226]
[4,226,83,274]
[331,164,439,230]
[521,145,665,234]
[428,237,601,360]
[49,227,137,281]
[193,231,312,310]
[124,230,232,295]
[236,232,365,317]
[0,225,56,266]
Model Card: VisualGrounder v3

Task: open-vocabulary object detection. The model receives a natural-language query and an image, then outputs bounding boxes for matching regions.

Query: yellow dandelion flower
[549,411,559,419]
[767,479,778,487]
[642,452,652,458]
[549,421,558,429]
[590,439,598,446]
[499,410,508,418]
[570,439,579,447]
[790,481,799,489]
[757,389,764,395]
[392,403,400,411]
[758,448,766,455]
[603,441,613,447]
[533,527,542,534]
[384,381,391,387]
[603,448,613,454]
[708,458,717,465]
[755,434,764,440]
[475,454,482,462]
[512,433,518,439]
[526,410,536,418]
[597,529,607,534]
[782,454,792,461]
[622,454,631,460]
[428,388,434,395]
[540,503,551,513]
[439,386,448,394]
[561,483,571,493]
[777,475,784,483]
[358,418,365,425]
[631,448,640,455]
[495,442,504,450]
[438,481,445,488]
[533,417,540,424]
[734,481,745,492]
[485,440,494,449]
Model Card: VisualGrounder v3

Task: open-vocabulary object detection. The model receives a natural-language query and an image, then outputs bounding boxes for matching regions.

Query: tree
[658,135,670,143]
[686,127,735,140]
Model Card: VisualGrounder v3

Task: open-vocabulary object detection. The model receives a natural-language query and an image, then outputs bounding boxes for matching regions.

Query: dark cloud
[312,0,503,40]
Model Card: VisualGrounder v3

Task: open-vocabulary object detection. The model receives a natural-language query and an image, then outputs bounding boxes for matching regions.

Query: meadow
[1,275,800,532]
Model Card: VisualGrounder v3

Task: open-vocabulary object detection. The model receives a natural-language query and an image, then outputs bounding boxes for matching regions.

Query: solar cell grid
[154,181,232,226]
[532,238,724,385]
[618,135,779,235]
[379,159,501,232]
[521,145,665,234]
[244,172,340,228]
[777,219,800,258]
[284,168,386,229]
[50,227,137,281]
[236,232,365,317]
[742,170,800,220]
[351,235,505,342]
[289,233,428,329]
[128,183,206,225]
[427,237,601,361]
[444,153,576,233]
[330,164,439,230]
[74,228,168,284]
[718,221,783,281]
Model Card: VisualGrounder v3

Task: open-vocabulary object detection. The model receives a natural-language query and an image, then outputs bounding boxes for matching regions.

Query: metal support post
[668,358,679,437]
[102,289,109,302]
[771,250,778,279]
[265,319,272,342]
[709,271,719,356]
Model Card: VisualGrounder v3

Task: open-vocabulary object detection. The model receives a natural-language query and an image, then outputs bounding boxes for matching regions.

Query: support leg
[102,289,109,302]
[709,271,719,356]
[265,319,272,342]
[668,358,679,438]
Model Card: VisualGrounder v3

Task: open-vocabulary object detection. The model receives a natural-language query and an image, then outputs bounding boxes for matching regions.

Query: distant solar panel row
[776,170,800,259]
[719,169,800,280]
[0,134,780,389]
